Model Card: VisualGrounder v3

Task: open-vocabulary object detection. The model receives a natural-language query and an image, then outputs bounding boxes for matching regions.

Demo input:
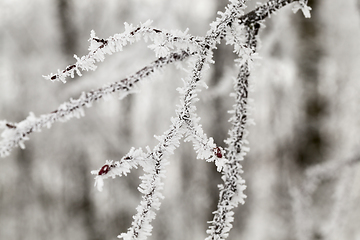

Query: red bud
[214,147,222,158]
[98,164,111,175]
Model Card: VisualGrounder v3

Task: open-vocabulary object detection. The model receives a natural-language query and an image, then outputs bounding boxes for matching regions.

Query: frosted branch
[239,0,309,26]
[44,20,202,83]
[303,155,360,195]
[1,0,312,239]
[179,71,227,171]
[91,148,148,192]
[118,120,184,240]
[290,156,360,240]
[0,50,194,158]
[206,21,259,240]
[93,99,186,239]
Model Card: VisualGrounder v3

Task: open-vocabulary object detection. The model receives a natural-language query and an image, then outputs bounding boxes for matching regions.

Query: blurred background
[1,0,360,239]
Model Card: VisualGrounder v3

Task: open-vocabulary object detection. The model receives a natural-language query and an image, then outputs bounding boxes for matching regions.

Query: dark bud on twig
[98,164,111,175]
[214,147,223,158]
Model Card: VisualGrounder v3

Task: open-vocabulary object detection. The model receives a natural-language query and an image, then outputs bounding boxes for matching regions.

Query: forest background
[1,0,360,240]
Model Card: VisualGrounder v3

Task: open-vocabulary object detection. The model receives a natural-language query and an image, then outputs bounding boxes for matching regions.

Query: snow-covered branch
[206,20,259,240]
[0,50,194,158]
[43,20,202,83]
[1,0,313,239]
[239,0,311,27]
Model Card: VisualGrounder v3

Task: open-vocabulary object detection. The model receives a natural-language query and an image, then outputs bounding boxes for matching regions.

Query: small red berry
[214,147,222,158]
[98,164,111,175]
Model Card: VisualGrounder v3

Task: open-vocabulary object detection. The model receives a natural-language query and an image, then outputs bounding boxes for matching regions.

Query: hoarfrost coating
[0,0,312,240]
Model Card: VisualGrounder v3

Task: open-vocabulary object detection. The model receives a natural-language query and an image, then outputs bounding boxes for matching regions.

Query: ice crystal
[292,0,312,18]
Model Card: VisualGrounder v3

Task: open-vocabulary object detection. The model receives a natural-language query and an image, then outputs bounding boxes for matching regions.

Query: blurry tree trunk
[57,2,98,239]
[14,144,34,240]
[57,0,78,59]
[290,1,331,239]
[293,0,328,169]
[69,152,102,240]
